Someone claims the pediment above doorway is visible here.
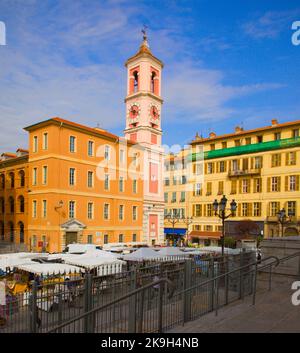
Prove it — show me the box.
[61,219,87,232]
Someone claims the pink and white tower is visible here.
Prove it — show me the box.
[124,31,165,245]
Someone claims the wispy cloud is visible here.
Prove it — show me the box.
[243,9,300,39]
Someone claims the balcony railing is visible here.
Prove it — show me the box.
[228,168,261,177]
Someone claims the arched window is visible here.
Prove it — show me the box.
[19,170,25,187]
[151,71,156,93]
[9,172,14,188]
[18,195,25,213]
[0,174,4,189]
[8,221,14,242]
[19,222,24,243]
[8,196,14,213]
[0,197,4,214]
[0,221,4,241]
[133,71,138,93]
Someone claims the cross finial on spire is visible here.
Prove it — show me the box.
[141,24,148,41]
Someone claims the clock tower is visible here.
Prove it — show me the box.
[124,31,165,245]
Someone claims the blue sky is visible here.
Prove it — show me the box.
[0,0,299,151]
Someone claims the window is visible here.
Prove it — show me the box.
[181,175,187,184]
[218,181,224,195]
[257,135,263,143]
[271,177,280,192]
[164,178,170,186]
[207,204,213,217]
[104,145,110,160]
[132,153,138,167]
[87,235,93,244]
[42,200,47,218]
[289,175,297,191]
[270,202,280,216]
[286,152,296,166]
[151,71,156,93]
[9,172,15,188]
[133,179,137,193]
[206,182,212,196]
[132,233,137,242]
[173,176,177,185]
[254,156,263,169]
[0,198,4,213]
[253,178,262,193]
[104,204,109,220]
[9,197,14,213]
[88,141,94,156]
[87,171,94,188]
[195,183,202,196]
[119,234,124,243]
[119,176,124,192]
[253,202,261,217]
[164,192,168,203]
[242,158,248,171]
[104,174,109,190]
[43,133,48,150]
[19,170,25,187]
[119,149,125,164]
[132,206,137,221]
[287,201,296,217]
[274,132,281,141]
[222,141,227,149]
[32,168,37,186]
[0,174,5,189]
[194,204,202,217]
[219,161,226,173]
[172,192,176,202]
[87,202,93,219]
[69,201,75,219]
[242,203,249,217]
[180,191,186,202]
[33,136,38,152]
[207,162,214,174]
[42,166,48,185]
[231,180,237,194]
[69,168,75,186]
[235,139,241,147]
[232,159,238,171]
[133,71,138,93]
[119,205,124,220]
[292,129,299,138]
[242,179,250,193]
[69,136,76,153]
[245,137,251,145]
[104,234,109,244]
[271,154,281,167]
[210,144,215,151]
[32,200,37,218]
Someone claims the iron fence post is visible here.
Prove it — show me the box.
[57,292,63,334]
[268,265,273,291]
[298,255,300,276]
[183,259,192,322]
[83,273,93,333]
[157,264,164,332]
[225,257,229,305]
[252,262,258,305]
[209,257,215,311]
[30,280,37,333]
[128,268,137,333]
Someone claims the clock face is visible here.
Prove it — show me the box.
[150,105,159,120]
[129,104,140,119]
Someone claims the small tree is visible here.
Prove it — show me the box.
[224,237,236,249]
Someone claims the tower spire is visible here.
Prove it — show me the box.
[141,25,149,48]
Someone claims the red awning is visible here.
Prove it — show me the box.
[189,231,221,240]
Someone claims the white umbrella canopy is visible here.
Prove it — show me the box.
[121,247,163,262]
[157,247,185,256]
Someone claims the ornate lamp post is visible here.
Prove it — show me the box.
[277,208,291,237]
[182,216,193,247]
[213,195,237,256]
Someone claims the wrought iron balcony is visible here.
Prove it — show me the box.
[228,168,261,177]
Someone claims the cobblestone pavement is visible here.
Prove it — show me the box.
[169,276,300,333]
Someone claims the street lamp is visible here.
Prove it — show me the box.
[277,208,291,237]
[164,212,180,246]
[213,195,237,256]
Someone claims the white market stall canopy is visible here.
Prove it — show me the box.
[121,248,163,262]
[15,263,83,275]
[0,258,35,271]
[157,247,186,256]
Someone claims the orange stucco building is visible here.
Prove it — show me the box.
[0,34,165,253]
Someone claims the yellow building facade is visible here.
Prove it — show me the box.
[164,119,300,244]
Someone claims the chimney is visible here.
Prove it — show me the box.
[209,132,216,138]
[271,119,278,126]
[235,126,244,133]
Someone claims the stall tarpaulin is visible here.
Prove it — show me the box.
[0,282,5,305]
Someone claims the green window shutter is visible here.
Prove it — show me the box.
[296,175,300,191]
[286,152,289,166]
[285,176,289,191]
[278,176,281,192]
[267,177,270,192]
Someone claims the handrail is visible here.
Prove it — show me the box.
[175,255,280,297]
[47,277,174,333]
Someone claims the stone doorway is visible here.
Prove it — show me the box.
[66,232,78,245]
